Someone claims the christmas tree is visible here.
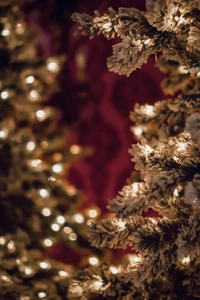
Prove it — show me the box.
[0,1,103,299]
[71,0,200,298]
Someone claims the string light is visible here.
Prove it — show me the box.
[38,292,46,299]
[56,215,65,225]
[133,126,143,137]
[26,141,36,151]
[173,189,179,197]
[89,257,99,266]
[181,255,190,264]
[131,182,140,193]
[143,105,154,116]
[67,185,76,196]
[7,241,15,252]
[128,254,141,266]
[30,159,42,168]
[41,208,52,217]
[70,145,81,155]
[24,267,34,276]
[0,130,7,139]
[63,226,72,234]
[177,142,187,152]
[52,163,63,174]
[69,233,77,241]
[1,28,10,36]
[1,90,9,100]
[29,90,39,101]
[93,280,103,289]
[58,270,68,277]
[51,223,60,232]
[109,266,119,274]
[0,237,6,245]
[44,238,53,247]
[36,110,46,121]
[39,261,50,269]
[74,213,84,224]
[46,58,59,73]
[25,75,35,84]
[88,209,98,218]
[39,189,49,198]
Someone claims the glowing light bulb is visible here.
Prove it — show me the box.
[31,159,42,168]
[74,213,84,224]
[36,110,46,121]
[1,90,9,100]
[7,241,15,251]
[174,189,179,197]
[144,38,151,45]
[24,267,33,275]
[67,185,76,196]
[89,257,99,266]
[63,226,72,234]
[69,233,77,241]
[26,141,36,151]
[0,237,6,245]
[177,142,187,152]
[44,238,53,247]
[131,182,140,193]
[52,163,63,173]
[70,145,81,155]
[39,189,49,198]
[93,280,103,288]
[0,130,7,139]
[117,219,126,230]
[29,90,39,101]
[51,223,60,232]
[39,261,50,269]
[149,218,157,225]
[102,22,112,29]
[38,292,46,299]
[110,266,119,274]
[26,75,35,84]
[128,255,141,265]
[1,28,10,36]
[58,270,68,277]
[42,208,52,217]
[143,105,154,116]
[47,59,59,73]
[56,215,65,224]
[88,209,98,218]
[181,255,190,264]
[133,127,143,137]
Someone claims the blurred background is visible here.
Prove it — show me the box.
[26,0,164,216]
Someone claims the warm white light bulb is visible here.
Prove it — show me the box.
[26,75,35,84]
[89,257,99,265]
